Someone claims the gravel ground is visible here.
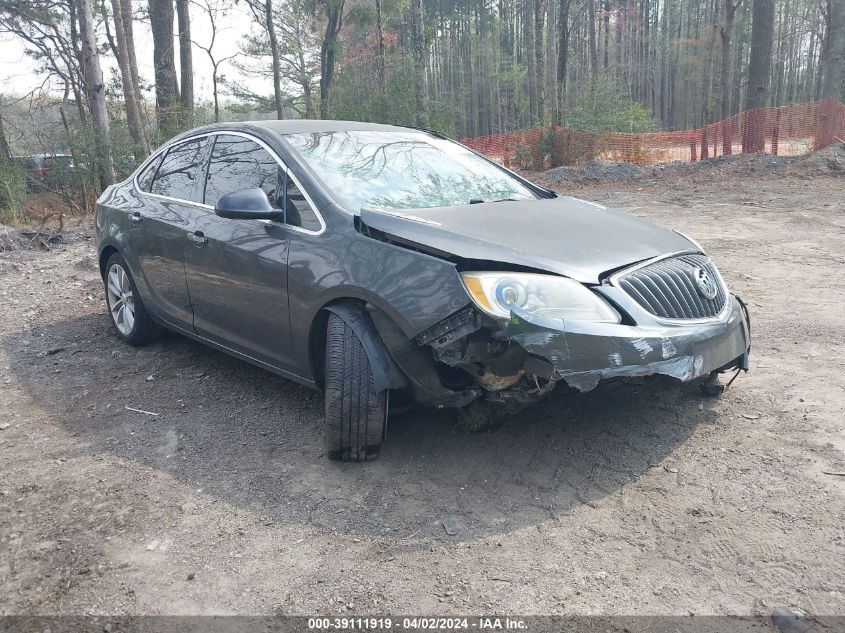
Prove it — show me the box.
[1,170,844,617]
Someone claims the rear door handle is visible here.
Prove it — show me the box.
[187,231,207,245]
[130,211,143,224]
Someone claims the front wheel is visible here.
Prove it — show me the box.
[103,252,158,346]
[324,312,386,461]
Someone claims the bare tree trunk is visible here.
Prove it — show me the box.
[176,0,194,120]
[149,0,181,138]
[524,0,537,118]
[375,0,386,94]
[411,0,429,125]
[0,108,11,164]
[534,0,545,122]
[119,0,147,131]
[743,0,774,152]
[212,67,220,122]
[601,0,608,69]
[700,2,719,159]
[294,23,315,118]
[68,1,88,125]
[615,0,623,84]
[58,82,90,211]
[720,0,741,154]
[319,0,344,119]
[587,0,599,78]
[818,0,845,147]
[77,0,114,189]
[110,0,148,160]
[821,0,845,100]
[264,0,285,119]
[556,0,571,122]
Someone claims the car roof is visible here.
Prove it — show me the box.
[179,120,424,138]
[254,120,422,134]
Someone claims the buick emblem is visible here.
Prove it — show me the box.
[692,267,718,300]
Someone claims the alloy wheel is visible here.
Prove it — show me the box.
[106,263,135,335]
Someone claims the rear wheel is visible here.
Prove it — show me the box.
[103,252,158,346]
[324,312,386,461]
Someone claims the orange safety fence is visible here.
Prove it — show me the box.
[461,98,845,169]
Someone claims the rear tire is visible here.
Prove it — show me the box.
[324,312,386,461]
[103,252,158,346]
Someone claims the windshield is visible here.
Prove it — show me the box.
[284,130,539,211]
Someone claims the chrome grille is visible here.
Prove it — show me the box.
[616,254,727,320]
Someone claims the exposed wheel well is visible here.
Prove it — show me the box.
[308,298,367,389]
[99,245,119,279]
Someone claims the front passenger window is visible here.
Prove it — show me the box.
[204,135,284,208]
[205,134,322,231]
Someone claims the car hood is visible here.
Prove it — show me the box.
[359,196,697,284]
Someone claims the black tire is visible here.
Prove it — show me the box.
[103,252,159,346]
[324,312,386,461]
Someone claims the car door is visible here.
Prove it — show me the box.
[129,136,209,331]
[183,133,298,371]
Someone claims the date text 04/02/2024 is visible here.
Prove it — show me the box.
[307,617,528,630]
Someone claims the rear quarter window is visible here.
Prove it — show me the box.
[136,153,164,192]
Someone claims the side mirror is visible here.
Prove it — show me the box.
[214,188,285,222]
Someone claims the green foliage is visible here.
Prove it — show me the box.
[566,78,661,133]
[513,143,533,170]
[0,161,26,224]
[103,112,142,178]
[331,54,459,136]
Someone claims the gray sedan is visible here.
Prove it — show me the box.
[95,121,750,461]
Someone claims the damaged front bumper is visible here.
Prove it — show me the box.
[505,288,750,393]
[372,283,750,411]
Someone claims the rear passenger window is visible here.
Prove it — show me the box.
[136,153,163,192]
[204,135,284,208]
[151,138,207,201]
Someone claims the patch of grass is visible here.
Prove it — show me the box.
[0,162,27,225]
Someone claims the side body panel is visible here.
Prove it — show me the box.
[96,181,192,329]
[127,197,195,329]
[184,214,293,371]
[97,125,476,388]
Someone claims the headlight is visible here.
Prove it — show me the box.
[461,272,620,323]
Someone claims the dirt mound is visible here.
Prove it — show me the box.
[537,148,845,186]
[658,153,793,177]
[802,141,845,172]
[544,160,646,183]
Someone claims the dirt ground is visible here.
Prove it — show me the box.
[1,167,844,618]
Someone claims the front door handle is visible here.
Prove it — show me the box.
[130,211,143,224]
[186,231,208,245]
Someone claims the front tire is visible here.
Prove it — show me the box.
[324,312,386,461]
[103,252,158,346]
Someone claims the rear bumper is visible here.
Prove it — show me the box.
[505,293,751,393]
